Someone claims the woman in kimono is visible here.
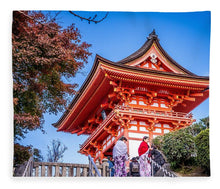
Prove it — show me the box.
[138,136,152,177]
[113,136,128,177]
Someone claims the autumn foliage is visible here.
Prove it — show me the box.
[12,11,91,140]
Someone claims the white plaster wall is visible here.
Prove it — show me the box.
[129,139,142,158]
[128,132,149,139]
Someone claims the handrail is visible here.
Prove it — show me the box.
[146,156,177,177]
[22,156,34,177]
[88,155,101,177]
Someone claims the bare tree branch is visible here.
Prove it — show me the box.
[68,11,109,24]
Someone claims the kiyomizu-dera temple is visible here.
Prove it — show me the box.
[53,30,209,162]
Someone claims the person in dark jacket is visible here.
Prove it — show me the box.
[150,145,165,175]
[107,156,115,177]
[129,157,140,177]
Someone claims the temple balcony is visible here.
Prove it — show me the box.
[114,105,195,123]
[79,105,195,153]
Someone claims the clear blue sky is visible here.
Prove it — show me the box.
[19,11,210,164]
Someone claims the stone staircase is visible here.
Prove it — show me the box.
[14,155,177,177]
[14,157,109,177]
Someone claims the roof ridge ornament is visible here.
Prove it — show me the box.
[147,29,159,40]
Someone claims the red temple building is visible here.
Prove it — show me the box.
[53,30,209,161]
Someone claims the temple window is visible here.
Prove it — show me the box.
[139,127,148,131]
[103,145,106,150]
[107,135,111,141]
[155,123,161,127]
[118,130,121,136]
[129,100,137,104]
[121,128,124,133]
[154,128,162,133]
[164,129,170,134]
[163,124,171,128]
[139,121,146,125]
[130,120,137,125]
[151,102,159,107]
[129,126,138,131]
[112,137,115,142]
[161,103,168,108]
[107,140,111,147]
[139,101,145,105]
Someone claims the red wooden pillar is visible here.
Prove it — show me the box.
[149,131,153,141]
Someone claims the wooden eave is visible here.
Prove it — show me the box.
[101,61,209,89]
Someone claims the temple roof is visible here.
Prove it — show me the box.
[117,29,196,76]
[52,30,209,131]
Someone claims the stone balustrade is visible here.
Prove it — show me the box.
[32,159,109,177]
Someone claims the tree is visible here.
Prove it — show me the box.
[200,116,209,128]
[68,11,108,24]
[185,116,209,136]
[13,143,32,166]
[195,129,210,175]
[13,144,44,166]
[33,148,44,162]
[161,129,196,168]
[47,139,67,162]
[12,11,91,141]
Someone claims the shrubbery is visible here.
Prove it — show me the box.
[160,129,196,168]
[195,129,210,175]
[153,117,210,174]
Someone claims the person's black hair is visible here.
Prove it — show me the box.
[142,136,149,141]
[119,136,127,141]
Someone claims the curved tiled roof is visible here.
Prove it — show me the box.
[117,29,196,76]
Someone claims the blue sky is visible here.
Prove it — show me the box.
[19,11,210,164]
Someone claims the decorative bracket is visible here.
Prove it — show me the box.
[104,124,118,137]
[145,90,157,104]
[146,118,158,131]
[112,111,134,129]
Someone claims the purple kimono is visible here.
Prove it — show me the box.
[113,140,128,177]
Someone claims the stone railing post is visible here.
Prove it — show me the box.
[48,165,52,177]
[102,158,109,176]
[41,163,45,177]
[76,166,81,177]
[55,164,60,177]
[96,160,101,177]
[32,162,90,177]
[82,167,88,177]
[68,166,73,176]
[62,166,67,177]
[35,166,39,177]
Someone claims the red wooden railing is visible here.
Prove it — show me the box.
[115,105,193,119]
